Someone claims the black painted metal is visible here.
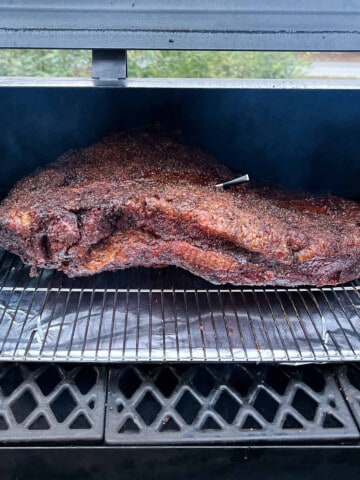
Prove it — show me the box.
[0,1,359,51]
[1,446,360,480]
[105,364,359,444]
[0,364,106,442]
[1,87,360,199]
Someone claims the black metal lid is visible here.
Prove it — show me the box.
[0,0,359,51]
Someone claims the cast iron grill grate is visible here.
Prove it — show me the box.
[337,363,360,429]
[1,251,360,362]
[105,364,358,444]
[0,363,357,444]
[0,363,106,442]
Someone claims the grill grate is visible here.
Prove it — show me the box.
[1,251,360,362]
[337,364,360,429]
[105,364,359,444]
[0,363,356,445]
[0,363,106,442]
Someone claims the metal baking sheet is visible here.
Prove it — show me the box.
[0,250,360,362]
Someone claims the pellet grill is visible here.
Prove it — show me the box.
[1,1,360,478]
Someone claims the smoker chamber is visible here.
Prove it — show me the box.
[1,1,360,479]
[0,84,359,462]
[1,84,360,364]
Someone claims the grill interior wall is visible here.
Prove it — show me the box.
[1,87,360,197]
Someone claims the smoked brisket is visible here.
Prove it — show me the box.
[1,129,360,286]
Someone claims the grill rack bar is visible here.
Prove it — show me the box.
[1,251,360,362]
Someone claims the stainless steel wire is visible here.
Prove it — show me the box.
[0,251,360,362]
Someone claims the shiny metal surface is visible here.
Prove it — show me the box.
[0,251,360,362]
[1,77,360,90]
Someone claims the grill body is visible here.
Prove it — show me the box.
[1,2,360,477]
[0,82,360,469]
[1,84,360,363]
[2,446,360,480]
[0,0,359,50]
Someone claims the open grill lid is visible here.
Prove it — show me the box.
[0,0,359,51]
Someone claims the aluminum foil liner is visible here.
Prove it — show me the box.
[0,250,359,362]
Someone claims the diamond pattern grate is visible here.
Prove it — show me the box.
[0,364,105,442]
[337,363,360,430]
[105,364,359,445]
[0,363,357,444]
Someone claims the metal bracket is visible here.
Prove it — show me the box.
[92,50,127,86]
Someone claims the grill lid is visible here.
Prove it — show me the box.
[0,0,359,51]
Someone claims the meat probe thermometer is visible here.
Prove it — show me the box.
[215,174,250,189]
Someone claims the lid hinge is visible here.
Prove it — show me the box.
[92,49,127,86]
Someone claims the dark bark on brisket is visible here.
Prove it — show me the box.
[0,129,360,286]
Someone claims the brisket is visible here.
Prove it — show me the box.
[1,129,360,286]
